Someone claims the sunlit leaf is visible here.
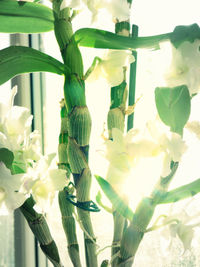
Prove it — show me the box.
[73,28,170,50]
[0,46,66,85]
[95,175,134,221]
[0,1,54,33]
[155,85,191,135]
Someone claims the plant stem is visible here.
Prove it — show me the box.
[20,196,62,267]
[117,163,179,266]
[58,102,82,267]
[53,2,97,266]
[108,16,134,267]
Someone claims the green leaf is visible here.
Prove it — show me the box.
[73,28,170,50]
[95,175,134,221]
[0,0,54,33]
[157,178,200,204]
[0,148,14,169]
[155,85,191,135]
[0,46,66,85]
[170,23,200,48]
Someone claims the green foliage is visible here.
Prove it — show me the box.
[73,28,169,50]
[0,148,14,170]
[155,85,191,135]
[0,0,54,33]
[170,23,200,48]
[0,46,66,85]
[157,178,200,204]
[95,175,134,221]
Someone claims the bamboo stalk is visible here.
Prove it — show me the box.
[53,1,97,266]
[20,196,62,267]
[58,102,82,267]
[118,163,179,266]
[107,12,134,267]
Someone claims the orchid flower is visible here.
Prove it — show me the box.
[60,0,130,23]
[24,154,68,213]
[0,162,27,212]
[0,86,33,152]
[161,209,200,253]
[146,119,187,177]
[88,50,135,86]
[105,127,159,190]
[165,40,200,96]
[0,86,42,168]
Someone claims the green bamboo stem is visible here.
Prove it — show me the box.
[127,24,138,131]
[58,190,82,267]
[20,196,62,267]
[53,2,97,266]
[107,17,133,266]
[58,103,82,267]
[117,163,179,266]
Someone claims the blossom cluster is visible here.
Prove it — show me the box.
[0,87,67,214]
[60,0,131,23]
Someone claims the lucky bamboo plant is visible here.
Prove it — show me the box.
[1,0,200,266]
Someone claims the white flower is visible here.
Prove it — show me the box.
[105,128,159,189]
[161,210,200,253]
[83,0,130,23]
[23,130,42,162]
[89,50,135,86]
[165,40,200,95]
[147,119,187,176]
[0,86,33,152]
[105,0,130,22]
[0,162,27,212]
[24,154,68,213]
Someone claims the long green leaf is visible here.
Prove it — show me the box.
[0,46,66,85]
[0,1,54,33]
[95,175,134,221]
[157,178,200,204]
[73,28,170,50]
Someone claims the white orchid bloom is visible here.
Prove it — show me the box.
[146,119,187,177]
[0,86,33,152]
[165,40,200,95]
[161,209,200,253]
[105,128,159,189]
[0,162,27,212]
[24,154,68,213]
[105,0,130,22]
[23,130,42,162]
[89,50,135,86]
